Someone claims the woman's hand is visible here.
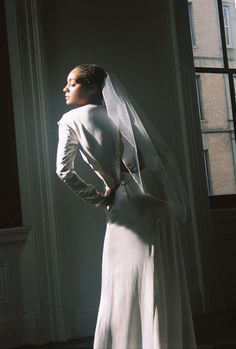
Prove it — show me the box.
[102,186,117,207]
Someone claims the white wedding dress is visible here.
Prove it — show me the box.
[56,104,197,349]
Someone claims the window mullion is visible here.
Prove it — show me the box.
[195,67,236,74]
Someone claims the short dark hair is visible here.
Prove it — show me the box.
[75,64,107,91]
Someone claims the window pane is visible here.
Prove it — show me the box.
[188,2,196,46]
[222,1,236,68]
[203,149,213,195]
[189,0,224,68]
[199,73,236,195]
[195,75,204,119]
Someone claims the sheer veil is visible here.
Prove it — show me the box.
[102,73,187,221]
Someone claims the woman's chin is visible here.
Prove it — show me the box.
[65,99,85,107]
[66,99,76,106]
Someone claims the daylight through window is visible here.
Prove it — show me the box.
[188,0,236,196]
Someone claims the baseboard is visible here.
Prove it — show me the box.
[0,314,24,349]
[22,312,53,345]
[22,307,89,345]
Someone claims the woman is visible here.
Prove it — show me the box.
[56,64,197,349]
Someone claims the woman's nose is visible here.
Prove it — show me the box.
[63,85,68,93]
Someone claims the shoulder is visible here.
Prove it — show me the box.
[58,104,107,127]
[57,107,81,127]
[79,104,107,125]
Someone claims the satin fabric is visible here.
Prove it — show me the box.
[56,104,197,349]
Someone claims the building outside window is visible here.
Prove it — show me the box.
[188,0,236,197]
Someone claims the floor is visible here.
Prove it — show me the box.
[13,307,236,349]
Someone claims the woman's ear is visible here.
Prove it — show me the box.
[88,83,100,98]
[89,83,99,93]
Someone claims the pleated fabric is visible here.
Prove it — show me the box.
[94,172,196,349]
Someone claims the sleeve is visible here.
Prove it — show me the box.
[56,121,106,207]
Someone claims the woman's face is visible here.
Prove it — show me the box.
[63,68,93,106]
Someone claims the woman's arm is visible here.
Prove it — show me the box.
[56,122,108,207]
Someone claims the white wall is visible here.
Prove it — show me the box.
[3,0,215,346]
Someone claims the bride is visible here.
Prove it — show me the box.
[56,64,197,349]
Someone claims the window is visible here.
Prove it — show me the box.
[195,75,204,120]
[223,6,232,47]
[203,150,213,195]
[188,0,236,205]
[188,2,196,46]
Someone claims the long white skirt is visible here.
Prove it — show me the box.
[93,173,197,349]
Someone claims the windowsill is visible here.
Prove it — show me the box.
[0,226,30,244]
[209,195,236,210]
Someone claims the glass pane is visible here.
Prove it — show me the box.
[188,0,224,68]
[222,1,236,68]
[197,73,236,195]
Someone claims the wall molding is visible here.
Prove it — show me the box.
[0,226,29,244]
[0,226,29,348]
[0,314,24,349]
